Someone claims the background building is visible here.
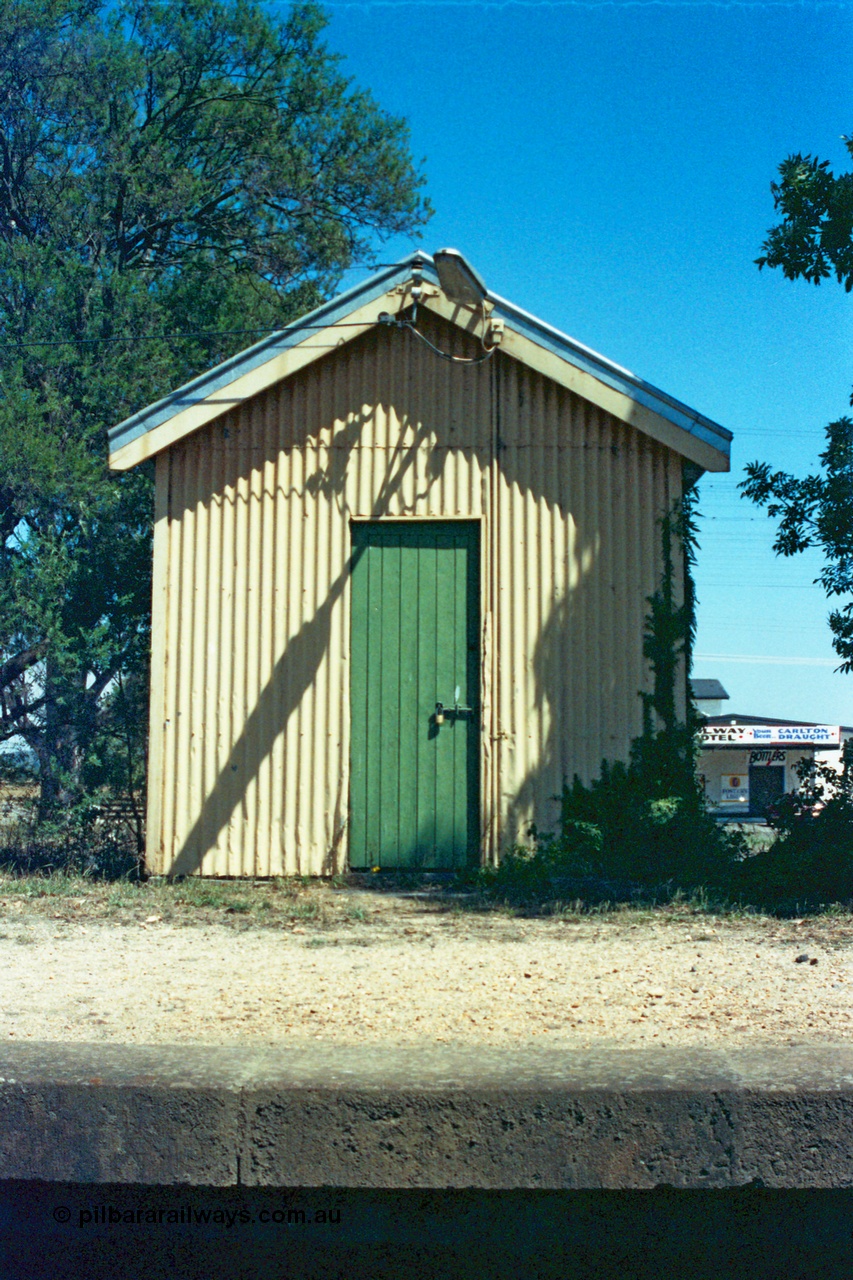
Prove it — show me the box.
[693,680,851,820]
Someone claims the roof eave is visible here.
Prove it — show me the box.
[487,289,732,462]
[108,251,731,474]
[108,256,421,467]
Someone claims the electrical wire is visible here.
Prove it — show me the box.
[401,318,496,365]
[0,320,382,350]
[1,306,501,361]
[381,289,498,365]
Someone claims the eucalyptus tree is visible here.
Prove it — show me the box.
[0,0,431,820]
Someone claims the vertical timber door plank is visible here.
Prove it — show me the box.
[378,534,402,866]
[363,536,384,864]
[415,536,438,864]
[452,529,469,857]
[434,525,457,864]
[398,536,420,861]
[465,523,481,860]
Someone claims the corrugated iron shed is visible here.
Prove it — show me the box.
[110,252,731,876]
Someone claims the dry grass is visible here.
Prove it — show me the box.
[0,872,353,930]
[1,869,852,945]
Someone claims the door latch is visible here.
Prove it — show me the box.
[434,701,474,726]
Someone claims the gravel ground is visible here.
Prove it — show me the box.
[1,888,852,1047]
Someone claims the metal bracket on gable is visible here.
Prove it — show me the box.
[487,317,504,347]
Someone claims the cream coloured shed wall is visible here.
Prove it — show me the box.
[146,316,682,876]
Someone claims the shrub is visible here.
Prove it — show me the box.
[481,731,744,904]
[0,746,39,785]
[735,743,853,907]
[559,737,742,888]
[0,793,141,880]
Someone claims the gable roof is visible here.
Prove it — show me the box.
[705,713,853,732]
[107,251,732,473]
[690,678,730,702]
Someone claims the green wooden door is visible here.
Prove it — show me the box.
[349,521,480,870]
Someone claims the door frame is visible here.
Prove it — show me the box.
[748,763,786,819]
[347,517,482,870]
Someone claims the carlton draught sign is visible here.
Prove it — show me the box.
[703,724,841,746]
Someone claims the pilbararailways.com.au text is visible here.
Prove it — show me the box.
[52,1203,342,1229]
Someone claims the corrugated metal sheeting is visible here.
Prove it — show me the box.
[147,313,681,875]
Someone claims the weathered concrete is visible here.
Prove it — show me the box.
[1,1042,853,1188]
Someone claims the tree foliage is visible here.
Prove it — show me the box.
[742,134,853,669]
[755,137,853,291]
[0,0,431,825]
[635,488,701,795]
[741,415,853,670]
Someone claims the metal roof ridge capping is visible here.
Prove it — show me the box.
[107,250,732,468]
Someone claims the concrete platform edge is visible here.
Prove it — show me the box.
[1,1042,852,1189]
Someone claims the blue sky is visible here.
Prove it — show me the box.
[319,0,853,724]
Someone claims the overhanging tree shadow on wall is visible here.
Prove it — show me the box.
[500,492,738,895]
[166,408,440,877]
[162,322,681,875]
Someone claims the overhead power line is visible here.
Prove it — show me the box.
[0,321,378,351]
[694,653,841,667]
[142,0,853,6]
[319,0,851,8]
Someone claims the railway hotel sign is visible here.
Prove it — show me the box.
[703,725,841,746]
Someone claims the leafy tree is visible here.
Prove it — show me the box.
[0,0,431,829]
[741,135,853,669]
[755,138,853,291]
